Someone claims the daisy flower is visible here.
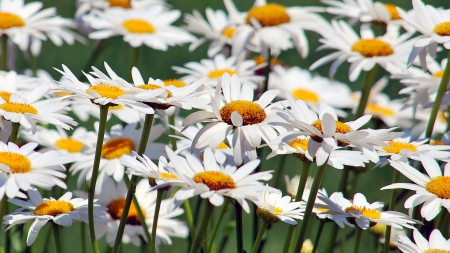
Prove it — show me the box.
[315,192,419,229]
[182,73,283,165]
[0,141,72,199]
[3,187,105,246]
[75,0,164,18]
[395,229,450,253]
[82,6,195,49]
[0,70,46,99]
[70,98,141,124]
[253,190,305,225]
[284,175,313,200]
[381,154,450,221]
[310,20,415,81]
[172,54,264,88]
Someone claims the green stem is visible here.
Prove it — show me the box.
[52,222,63,253]
[339,227,348,253]
[190,201,214,253]
[88,105,109,253]
[1,35,7,71]
[168,114,177,150]
[382,169,400,253]
[9,122,20,143]
[282,160,312,253]
[262,48,271,94]
[271,154,287,188]
[425,50,450,138]
[129,46,140,81]
[348,172,360,197]
[81,223,86,253]
[0,196,7,253]
[293,161,328,253]
[112,114,154,253]
[79,39,109,81]
[29,53,37,77]
[353,229,363,253]
[251,220,269,253]
[354,65,379,119]
[446,106,450,132]
[150,190,164,253]
[235,202,244,253]
[312,220,325,253]
[207,201,229,252]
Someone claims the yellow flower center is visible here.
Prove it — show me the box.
[291,89,320,103]
[423,250,450,253]
[430,140,444,145]
[108,0,131,8]
[366,104,395,116]
[345,206,381,219]
[0,102,37,114]
[433,70,445,78]
[101,137,135,159]
[385,4,401,20]
[109,104,124,111]
[273,206,283,214]
[311,120,353,134]
[34,200,74,216]
[246,4,290,27]
[107,198,145,225]
[137,84,172,98]
[162,79,186,88]
[0,12,25,29]
[0,152,32,173]
[256,207,280,223]
[158,171,178,180]
[55,138,84,153]
[0,91,12,102]
[216,142,229,149]
[193,171,236,191]
[382,141,417,154]
[426,176,450,199]
[290,138,308,151]
[55,92,73,97]
[87,84,125,99]
[222,27,235,38]
[220,100,266,126]
[207,69,237,79]
[122,19,155,34]
[434,22,450,36]
[352,39,394,57]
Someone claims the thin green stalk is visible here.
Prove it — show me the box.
[9,122,20,143]
[208,201,230,252]
[190,201,214,253]
[129,47,140,80]
[348,172,360,197]
[312,220,325,253]
[52,222,63,253]
[282,160,312,253]
[382,169,400,253]
[271,154,287,188]
[168,114,177,150]
[0,196,7,253]
[113,114,154,253]
[81,223,86,253]
[184,200,195,239]
[293,161,328,253]
[29,53,37,77]
[235,202,244,253]
[354,65,379,119]
[79,39,109,80]
[251,220,269,253]
[353,229,363,253]
[88,105,109,253]
[339,227,348,253]
[446,106,450,132]
[262,48,271,94]
[1,35,7,71]
[150,190,164,253]
[425,50,450,138]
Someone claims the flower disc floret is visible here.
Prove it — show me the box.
[193,171,236,191]
[0,91,12,102]
[385,4,401,20]
[351,39,394,57]
[430,140,445,145]
[101,137,135,159]
[292,89,319,102]
[108,0,131,8]
[0,152,31,173]
[433,70,445,78]
[345,206,381,219]
[0,12,25,29]
[107,198,144,225]
[137,84,173,98]
[219,100,266,125]
[433,22,450,37]
[34,200,74,216]
[207,69,237,78]
[367,104,395,116]
[222,27,235,38]
[0,102,37,114]
[122,19,155,34]
[311,120,353,134]
[426,176,450,199]
[246,4,290,27]
[55,138,84,153]
[382,141,417,154]
[256,207,281,223]
[290,139,308,150]
[87,84,125,99]
[423,250,450,253]
[162,79,186,88]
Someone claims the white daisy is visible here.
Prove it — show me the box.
[82,6,195,49]
[381,154,450,221]
[0,70,47,99]
[253,190,305,225]
[284,175,313,200]
[70,98,141,124]
[395,229,450,253]
[75,0,164,18]
[3,187,105,246]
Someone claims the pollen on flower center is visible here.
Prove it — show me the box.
[219,100,266,126]
[207,69,237,79]
[273,206,283,214]
[433,70,445,78]
[0,152,31,173]
[430,140,444,145]
[159,171,178,180]
[423,249,450,253]
[107,198,145,225]
[0,101,37,114]
[101,137,135,159]
[193,171,236,191]
[122,19,155,34]
[222,27,235,38]
[55,138,84,153]
[0,91,12,102]
[352,39,394,57]
[87,84,125,99]
[246,4,290,27]
[109,104,124,111]
[34,200,74,216]
[311,120,353,134]
[216,142,229,149]
[108,0,131,8]
[0,12,25,29]
[345,206,381,219]
[426,176,450,199]
[290,138,308,151]
[434,22,450,37]
[385,4,401,20]
[291,89,320,103]
[163,79,186,88]
[366,104,395,116]
[137,84,173,98]
[382,141,417,154]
